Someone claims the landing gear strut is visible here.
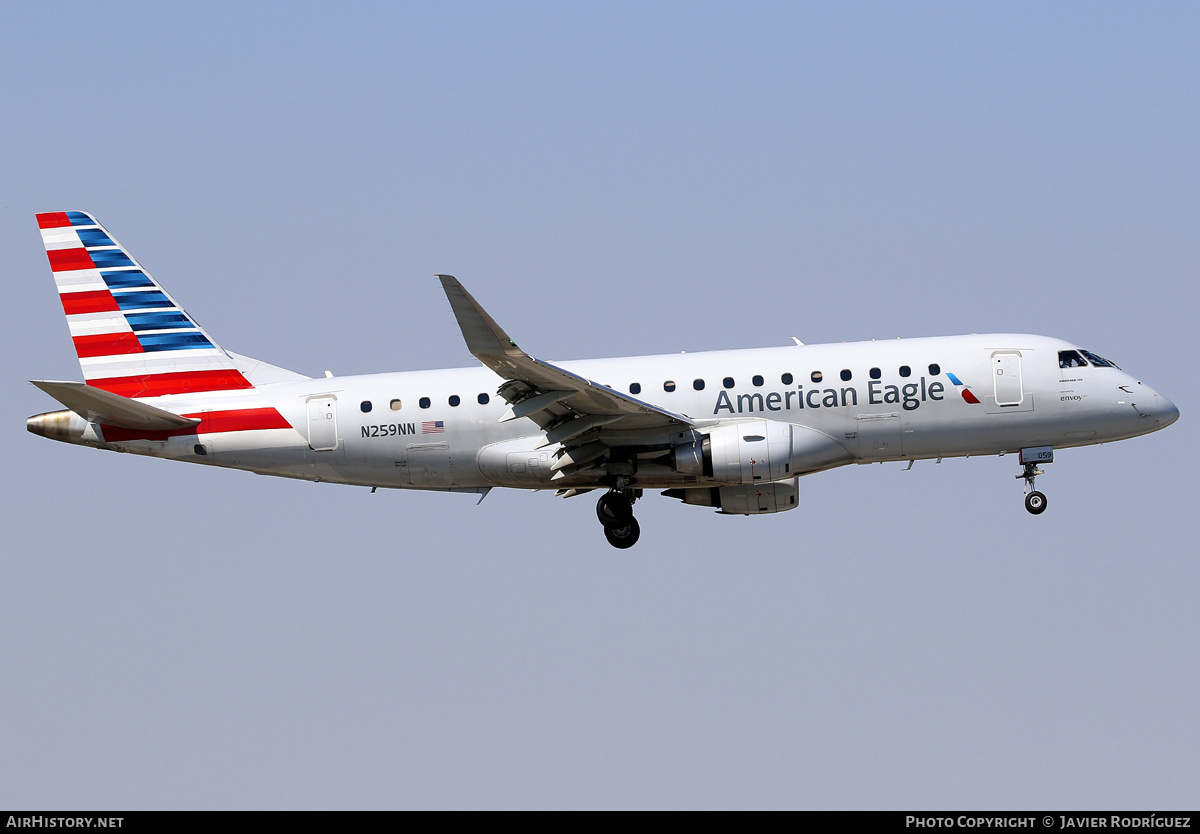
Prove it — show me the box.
[597,487,640,548]
[1016,446,1052,515]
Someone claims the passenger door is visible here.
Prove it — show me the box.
[306,396,339,451]
[993,353,1024,407]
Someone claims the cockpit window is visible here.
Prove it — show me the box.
[1080,349,1118,369]
[1059,350,1088,369]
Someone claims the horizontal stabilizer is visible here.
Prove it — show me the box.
[30,380,201,430]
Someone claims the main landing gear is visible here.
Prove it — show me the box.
[597,488,641,549]
[1016,446,1053,515]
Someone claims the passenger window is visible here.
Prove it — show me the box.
[390,399,402,411]
[723,377,735,389]
[360,401,372,413]
[629,382,641,395]
[928,364,940,376]
[840,369,852,382]
[664,380,676,392]
[477,393,489,405]
[1059,350,1089,369]
[449,395,460,407]
[693,379,705,391]
[899,366,911,378]
[419,397,431,409]
[780,373,792,385]
[811,371,823,383]
[869,367,881,380]
[753,375,765,387]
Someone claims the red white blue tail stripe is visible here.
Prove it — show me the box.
[36,211,254,399]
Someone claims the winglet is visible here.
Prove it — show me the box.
[436,274,524,362]
[435,275,694,432]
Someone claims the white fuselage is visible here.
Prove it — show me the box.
[60,333,1177,494]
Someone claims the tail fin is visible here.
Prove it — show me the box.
[36,211,254,399]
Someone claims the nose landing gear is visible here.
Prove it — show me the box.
[597,488,641,548]
[1016,446,1053,515]
[1024,489,1047,515]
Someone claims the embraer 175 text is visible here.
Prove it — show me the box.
[28,212,1180,548]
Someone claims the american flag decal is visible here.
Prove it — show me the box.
[422,420,445,434]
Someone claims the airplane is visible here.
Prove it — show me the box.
[27,211,1180,548]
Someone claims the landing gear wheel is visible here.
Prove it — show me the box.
[1025,491,1048,515]
[596,492,633,527]
[604,516,641,549]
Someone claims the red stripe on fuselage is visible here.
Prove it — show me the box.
[190,408,292,434]
[87,369,255,398]
[99,407,293,443]
[36,212,72,229]
[72,332,144,358]
[61,290,121,315]
[47,247,95,272]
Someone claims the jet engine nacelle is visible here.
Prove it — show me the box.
[671,419,852,485]
[663,480,799,514]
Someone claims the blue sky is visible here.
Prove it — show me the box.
[1,2,1197,809]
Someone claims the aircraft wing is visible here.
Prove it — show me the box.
[30,380,201,430]
[438,275,693,477]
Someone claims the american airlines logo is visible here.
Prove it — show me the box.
[945,372,981,404]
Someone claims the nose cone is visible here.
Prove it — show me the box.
[1156,393,1180,428]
